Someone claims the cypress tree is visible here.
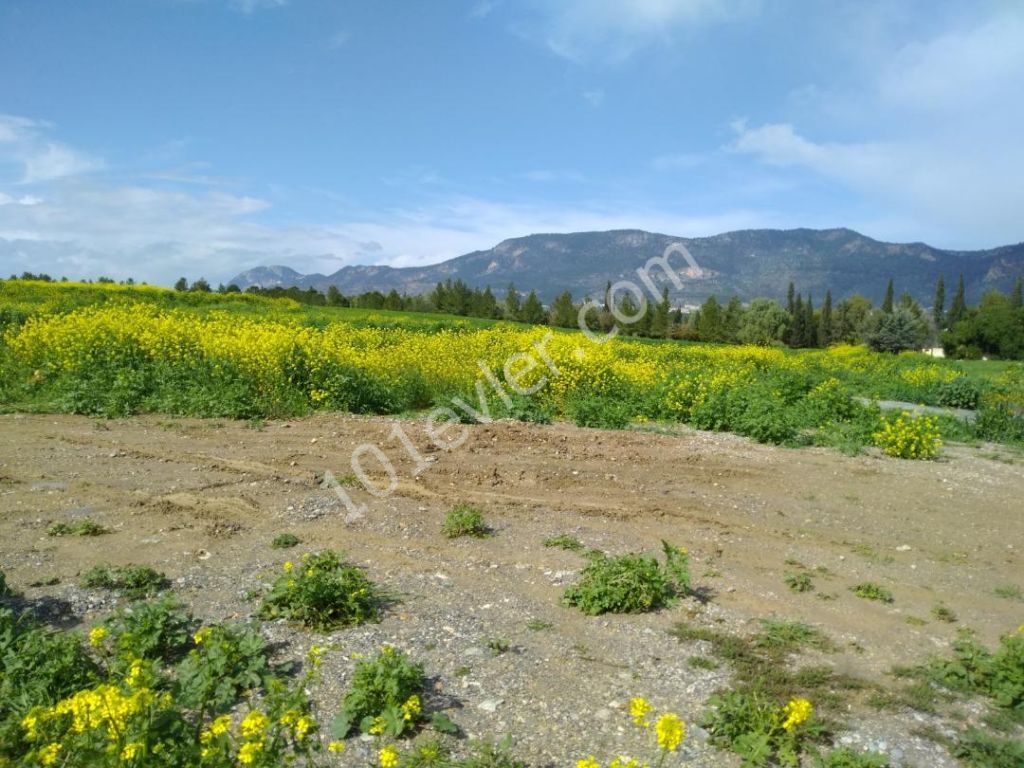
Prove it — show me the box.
[803,293,817,347]
[882,278,894,314]
[948,274,966,326]
[819,290,833,347]
[791,294,805,347]
[933,275,946,329]
[1012,277,1023,309]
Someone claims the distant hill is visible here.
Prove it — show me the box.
[228,228,1024,306]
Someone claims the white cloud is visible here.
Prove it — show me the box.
[526,0,758,63]
[0,114,103,184]
[582,88,605,106]
[228,0,287,14]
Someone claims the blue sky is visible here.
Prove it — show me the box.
[1,0,1022,285]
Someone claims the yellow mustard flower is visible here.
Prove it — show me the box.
[655,713,684,752]
[379,745,399,768]
[782,698,813,732]
[88,626,108,648]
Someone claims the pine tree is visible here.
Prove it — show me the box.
[696,296,724,342]
[548,290,576,328]
[882,279,894,314]
[1012,277,1023,309]
[933,275,946,329]
[519,290,546,325]
[786,282,795,317]
[819,290,833,347]
[504,284,521,320]
[174,277,188,292]
[649,286,671,338]
[723,296,744,343]
[948,274,966,326]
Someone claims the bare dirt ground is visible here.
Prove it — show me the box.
[1,413,1023,766]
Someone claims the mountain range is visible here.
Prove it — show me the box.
[228,228,1024,306]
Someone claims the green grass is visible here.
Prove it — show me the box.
[441,504,490,539]
[271,533,300,549]
[543,534,584,551]
[81,563,168,599]
[47,519,109,537]
[851,582,894,603]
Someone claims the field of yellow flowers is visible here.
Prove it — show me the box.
[2,279,1022,455]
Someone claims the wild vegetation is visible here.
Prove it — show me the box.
[3,280,1022,457]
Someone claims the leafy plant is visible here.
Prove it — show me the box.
[47,519,109,537]
[0,569,12,598]
[851,582,894,603]
[331,645,430,739]
[102,596,195,663]
[271,532,300,549]
[785,572,814,593]
[702,689,820,767]
[755,620,832,654]
[924,628,1024,712]
[81,563,168,599]
[486,638,510,656]
[932,604,957,623]
[563,542,691,615]
[258,551,383,631]
[441,504,490,539]
[175,622,273,714]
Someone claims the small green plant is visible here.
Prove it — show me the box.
[258,551,384,631]
[543,534,584,551]
[994,585,1022,601]
[785,572,814,593]
[271,532,300,549]
[486,638,510,656]
[81,563,168,599]
[0,569,11,598]
[330,645,445,739]
[525,619,553,631]
[701,689,820,766]
[872,412,942,459]
[755,620,832,654]
[101,596,195,662]
[47,519,109,537]
[924,627,1024,712]
[932,604,957,623]
[688,655,719,670]
[813,747,890,767]
[563,541,691,616]
[442,504,490,538]
[851,582,894,603]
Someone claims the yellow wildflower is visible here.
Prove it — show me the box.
[781,698,813,731]
[238,741,264,765]
[283,561,294,573]
[121,742,144,761]
[379,746,399,768]
[577,758,601,768]
[328,741,346,753]
[240,710,270,739]
[629,697,653,728]
[655,713,684,752]
[88,626,108,647]
[38,743,61,766]
[193,627,213,645]
[401,694,422,722]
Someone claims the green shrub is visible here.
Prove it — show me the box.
[0,570,11,598]
[937,378,981,409]
[81,563,168,599]
[975,401,1024,443]
[441,504,490,539]
[331,645,427,739]
[851,583,894,603]
[102,596,195,663]
[271,533,300,549]
[47,519,109,537]
[563,541,691,615]
[257,551,383,631]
